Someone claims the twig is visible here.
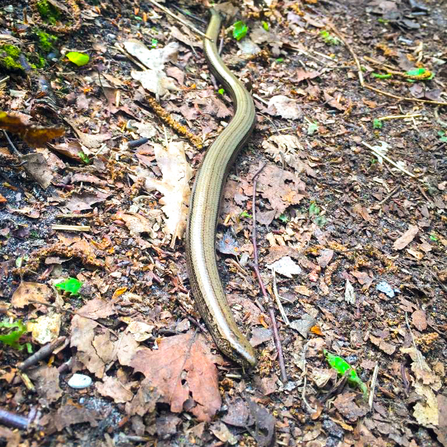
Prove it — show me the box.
[146,0,209,40]
[368,362,379,411]
[18,336,66,371]
[271,269,290,325]
[327,24,364,87]
[377,114,422,121]
[378,185,400,206]
[51,225,90,232]
[2,130,22,157]
[364,84,447,107]
[361,141,418,179]
[251,163,288,383]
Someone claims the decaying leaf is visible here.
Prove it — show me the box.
[141,142,192,244]
[130,332,221,422]
[11,282,52,308]
[28,312,61,345]
[0,111,64,147]
[267,256,302,278]
[393,225,419,250]
[267,95,302,120]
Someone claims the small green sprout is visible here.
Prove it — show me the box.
[262,21,269,31]
[233,21,248,41]
[78,152,90,164]
[55,278,82,296]
[319,30,340,46]
[151,39,158,49]
[218,88,225,95]
[0,319,32,352]
[438,131,447,143]
[278,214,289,223]
[373,119,383,129]
[309,202,321,216]
[324,349,368,398]
[307,122,319,135]
[240,210,252,219]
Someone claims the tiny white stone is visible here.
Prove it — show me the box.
[68,374,92,389]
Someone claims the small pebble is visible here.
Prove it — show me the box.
[4,5,14,13]
[68,373,92,389]
[376,281,395,298]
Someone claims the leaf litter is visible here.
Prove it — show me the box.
[0,0,446,445]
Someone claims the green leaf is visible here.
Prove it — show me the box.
[307,122,319,135]
[0,319,30,351]
[373,118,383,129]
[372,73,392,79]
[151,39,158,49]
[278,214,289,223]
[429,233,438,242]
[276,58,284,63]
[240,210,252,219]
[218,88,225,95]
[55,277,82,296]
[78,151,90,164]
[309,202,320,216]
[324,349,368,397]
[262,21,269,31]
[233,21,248,41]
[66,51,90,67]
[319,30,340,46]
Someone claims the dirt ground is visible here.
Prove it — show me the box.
[0,0,446,446]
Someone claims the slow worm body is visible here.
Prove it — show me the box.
[185,9,257,366]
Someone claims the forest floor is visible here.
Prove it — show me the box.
[0,0,446,446]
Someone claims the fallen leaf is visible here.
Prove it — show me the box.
[11,282,52,308]
[28,366,63,406]
[262,134,317,177]
[76,298,115,320]
[22,153,53,189]
[210,421,238,445]
[413,382,439,427]
[393,225,419,250]
[156,413,182,439]
[130,332,221,422]
[142,142,192,244]
[290,314,316,338]
[267,256,302,278]
[267,95,302,120]
[333,392,369,422]
[295,68,320,83]
[247,399,276,447]
[125,377,161,417]
[317,249,334,268]
[0,111,64,147]
[28,312,61,345]
[63,191,110,213]
[412,309,427,331]
[96,375,133,403]
[369,334,396,355]
[345,280,356,304]
[222,398,250,427]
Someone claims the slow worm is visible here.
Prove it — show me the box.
[186,9,257,366]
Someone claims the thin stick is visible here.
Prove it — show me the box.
[378,185,400,206]
[368,362,379,410]
[18,337,66,371]
[146,0,209,40]
[378,114,422,121]
[52,225,90,232]
[251,163,288,383]
[364,84,447,107]
[362,141,417,179]
[327,24,364,87]
[271,269,290,325]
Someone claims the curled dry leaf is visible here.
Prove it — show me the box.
[267,95,302,120]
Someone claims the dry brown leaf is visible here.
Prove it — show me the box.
[369,334,396,355]
[125,377,161,417]
[393,225,419,250]
[295,68,320,83]
[262,134,317,177]
[76,298,115,320]
[333,392,369,422]
[30,366,63,406]
[21,153,53,189]
[130,332,221,422]
[11,282,52,308]
[0,111,64,147]
[142,141,192,244]
[267,95,302,120]
[117,333,140,366]
[70,315,117,378]
[412,309,427,331]
[96,375,134,403]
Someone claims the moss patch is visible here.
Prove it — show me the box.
[36,0,61,25]
[0,44,24,71]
